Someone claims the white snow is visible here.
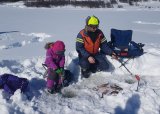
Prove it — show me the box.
[0,3,160,114]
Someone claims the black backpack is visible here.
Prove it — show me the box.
[108,28,144,58]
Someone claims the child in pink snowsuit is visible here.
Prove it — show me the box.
[44,40,65,93]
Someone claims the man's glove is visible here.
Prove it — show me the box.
[111,52,118,60]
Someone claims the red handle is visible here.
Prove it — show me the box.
[135,75,140,81]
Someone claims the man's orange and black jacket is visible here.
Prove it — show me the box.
[76,29,113,58]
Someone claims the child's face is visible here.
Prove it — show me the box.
[55,50,65,55]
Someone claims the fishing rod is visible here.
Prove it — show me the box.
[112,55,140,91]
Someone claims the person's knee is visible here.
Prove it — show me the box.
[102,62,109,70]
[98,63,109,71]
[97,59,110,71]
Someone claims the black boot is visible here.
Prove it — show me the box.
[81,69,91,78]
[47,87,55,94]
[90,65,97,73]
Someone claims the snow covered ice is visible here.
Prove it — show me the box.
[0,3,160,114]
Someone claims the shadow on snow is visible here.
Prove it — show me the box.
[0,31,19,34]
[114,94,141,114]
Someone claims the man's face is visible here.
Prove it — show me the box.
[88,25,98,32]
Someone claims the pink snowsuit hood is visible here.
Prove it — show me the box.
[51,40,65,53]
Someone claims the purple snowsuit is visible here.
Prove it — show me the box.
[44,41,65,89]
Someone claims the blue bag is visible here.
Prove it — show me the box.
[108,29,144,58]
[0,73,29,95]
